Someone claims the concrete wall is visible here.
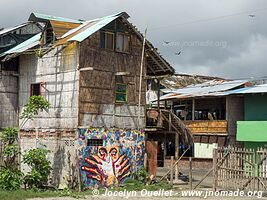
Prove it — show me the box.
[226,96,244,146]
[0,71,18,129]
[20,130,78,188]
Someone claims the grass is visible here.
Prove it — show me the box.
[0,180,172,200]
[0,190,62,200]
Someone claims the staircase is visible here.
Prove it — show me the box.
[160,109,193,145]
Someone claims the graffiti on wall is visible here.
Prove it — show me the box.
[78,128,145,188]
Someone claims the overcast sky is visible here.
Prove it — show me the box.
[1,0,267,79]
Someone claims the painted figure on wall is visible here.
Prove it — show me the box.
[81,145,130,187]
[78,128,144,188]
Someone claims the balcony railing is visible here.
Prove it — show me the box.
[184,120,228,134]
[146,109,228,135]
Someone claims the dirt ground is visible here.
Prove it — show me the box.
[28,195,266,200]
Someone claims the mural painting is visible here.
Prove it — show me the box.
[78,128,145,188]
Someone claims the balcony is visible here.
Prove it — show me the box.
[184,120,228,135]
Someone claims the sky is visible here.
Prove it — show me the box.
[1,0,267,79]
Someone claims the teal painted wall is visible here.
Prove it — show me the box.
[244,142,267,150]
[244,94,267,121]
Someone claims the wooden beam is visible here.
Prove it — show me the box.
[147,51,167,72]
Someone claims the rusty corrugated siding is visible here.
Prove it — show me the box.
[50,20,81,38]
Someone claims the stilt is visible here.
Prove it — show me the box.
[175,133,179,181]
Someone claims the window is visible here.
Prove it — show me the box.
[100,32,114,50]
[116,33,130,52]
[87,139,103,147]
[30,82,46,96]
[30,83,41,96]
[115,83,127,103]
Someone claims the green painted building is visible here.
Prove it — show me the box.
[236,87,267,150]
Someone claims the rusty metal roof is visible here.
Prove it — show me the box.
[29,13,83,39]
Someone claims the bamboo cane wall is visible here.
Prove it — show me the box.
[78,28,147,129]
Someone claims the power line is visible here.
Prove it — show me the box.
[150,7,267,31]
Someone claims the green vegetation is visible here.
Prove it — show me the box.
[0,190,62,200]
[20,95,50,128]
[133,167,149,182]
[0,128,22,190]
[120,179,172,191]
[23,148,51,189]
[0,96,51,191]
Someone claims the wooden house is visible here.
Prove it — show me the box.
[147,79,251,169]
[0,12,175,188]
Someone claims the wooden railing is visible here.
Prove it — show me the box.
[146,109,228,135]
[184,120,228,134]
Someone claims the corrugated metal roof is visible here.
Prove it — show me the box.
[29,12,83,24]
[0,33,41,57]
[50,20,81,38]
[161,80,249,100]
[0,23,28,36]
[1,12,174,76]
[229,84,267,94]
[67,12,127,42]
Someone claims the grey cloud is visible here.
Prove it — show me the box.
[1,0,267,79]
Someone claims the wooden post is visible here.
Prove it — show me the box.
[138,27,147,129]
[168,112,171,131]
[189,157,193,190]
[170,156,174,186]
[144,153,148,170]
[175,133,179,181]
[213,148,218,191]
[157,78,161,127]
[192,99,195,121]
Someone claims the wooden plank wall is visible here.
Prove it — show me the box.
[185,120,228,134]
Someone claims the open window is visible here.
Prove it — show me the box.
[30,82,46,96]
[115,83,127,103]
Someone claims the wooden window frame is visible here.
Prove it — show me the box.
[30,82,47,97]
[100,31,115,51]
[115,32,131,53]
[115,83,128,103]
